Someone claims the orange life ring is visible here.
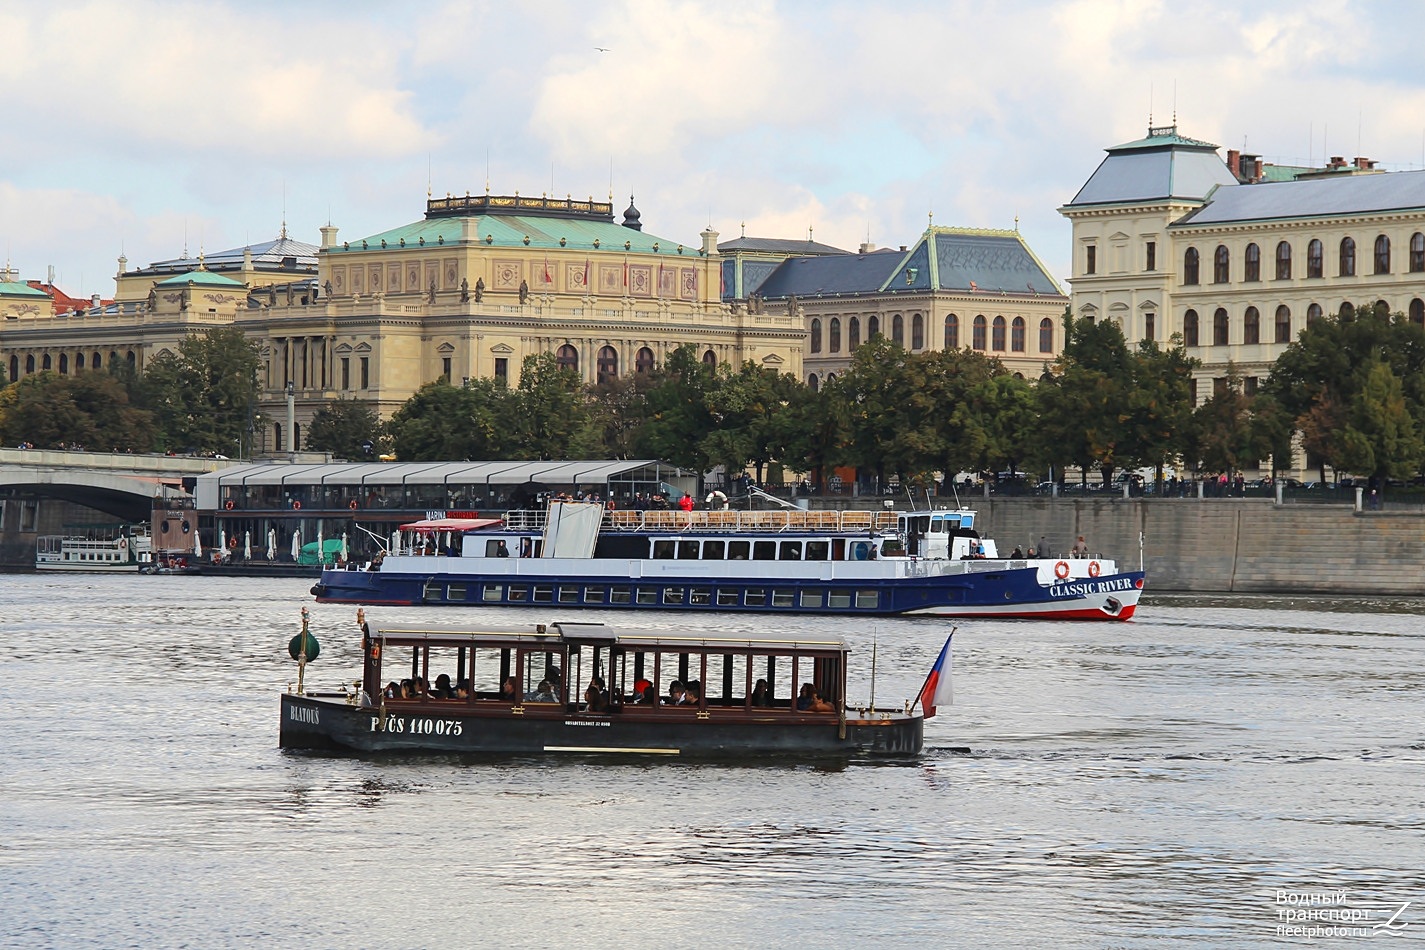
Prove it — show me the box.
[1088,560,1101,577]
[224,500,234,510]
[117,538,127,550]
[1054,560,1070,580]
[370,643,381,661]
[228,536,238,550]
[292,501,302,510]
[348,500,358,510]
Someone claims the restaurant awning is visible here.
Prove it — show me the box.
[399,517,503,533]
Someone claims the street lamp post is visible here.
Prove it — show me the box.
[286,381,295,458]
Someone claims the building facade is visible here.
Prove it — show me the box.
[0,194,803,453]
[751,226,1068,388]
[1060,124,1425,404]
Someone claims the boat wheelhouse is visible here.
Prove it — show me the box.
[279,614,927,757]
[312,501,1145,620]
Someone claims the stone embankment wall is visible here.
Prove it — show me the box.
[971,498,1425,595]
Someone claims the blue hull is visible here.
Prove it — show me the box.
[312,565,1145,620]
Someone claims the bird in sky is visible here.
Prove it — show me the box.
[594,46,610,52]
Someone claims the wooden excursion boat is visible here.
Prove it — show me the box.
[279,610,944,758]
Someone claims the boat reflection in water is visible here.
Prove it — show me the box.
[280,610,941,759]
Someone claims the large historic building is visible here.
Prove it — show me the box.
[747,226,1068,387]
[1060,124,1425,403]
[0,194,802,453]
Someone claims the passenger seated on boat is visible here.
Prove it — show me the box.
[495,540,509,557]
[796,683,835,713]
[433,674,455,699]
[368,552,385,572]
[413,677,430,699]
[526,680,558,703]
[583,678,609,712]
[455,679,472,700]
[683,681,701,705]
[399,679,415,699]
[383,681,400,700]
[639,683,659,705]
[1010,545,1024,558]
[500,677,519,702]
[1071,536,1089,559]
[630,678,652,703]
[750,679,772,707]
[666,681,686,705]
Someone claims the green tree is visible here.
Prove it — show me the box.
[702,361,807,483]
[634,345,720,471]
[1336,358,1423,481]
[143,326,260,454]
[305,399,386,459]
[386,379,507,461]
[1037,311,1135,485]
[1122,336,1198,483]
[0,370,156,450]
[587,376,647,459]
[1189,369,1268,477]
[509,353,602,459]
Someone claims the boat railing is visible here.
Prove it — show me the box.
[499,508,899,533]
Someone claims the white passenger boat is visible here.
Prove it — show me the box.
[35,530,153,572]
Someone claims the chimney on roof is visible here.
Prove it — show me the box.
[899,245,907,252]
[701,227,719,257]
[859,242,876,254]
[91,294,101,309]
[1252,157,1264,181]
[320,225,339,249]
[1227,149,1241,177]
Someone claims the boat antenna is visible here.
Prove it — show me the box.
[869,632,878,711]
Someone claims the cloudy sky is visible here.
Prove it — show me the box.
[4,0,1424,297]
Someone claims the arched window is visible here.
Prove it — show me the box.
[556,344,578,372]
[1340,301,1355,319]
[944,314,959,349]
[807,374,819,393]
[849,316,861,350]
[41,353,52,370]
[1011,316,1026,352]
[826,373,836,384]
[635,347,655,374]
[1274,305,1292,343]
[1038,318,1053,353]
[1307,303,1323,324]
[59,353,68,374]
[1213,245,1230,283]
[8,355,17,380]
[1339,237,1356,276]
[1244,243,1260,281]
[892,314,904,345]
[1213,308,1229,345]
[992,315,1007,351]
[702,349,717,367]
[972,315,987,350]
[1374,299,1390,317]
[1374,235,1391,274]
[911,313,923,349]
[1184,309,1200,346]
[810,318,822,353]
[1307,239,1323,278]
[868,315,880,338]
[1184,247,1200,285]
[597,345,618,382]
[829,317,841,353]
[1412,233,1425,272]
[76,353,85,370]
[1410,299,1424,326]
[126,351,135,368]
[1244,307,1260,344]
[92,351,101,369]
[1275,241,1292,279]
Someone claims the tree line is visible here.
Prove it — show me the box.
[3,306,1422,487]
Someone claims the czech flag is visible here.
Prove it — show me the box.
[917,632,955,718]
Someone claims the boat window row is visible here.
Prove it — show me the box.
[375,640,843,714]
[650,538,834,561]
[423,580,882,610]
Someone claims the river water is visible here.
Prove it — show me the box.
[0,576,1420,948]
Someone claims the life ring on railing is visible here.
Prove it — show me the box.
[228,536,238,550]
[292,501,302,510]
[117,538,127,551]
[349,500,358,510]
[370,643,381,661]
[1054,560,1070,580]
[224,500,234,510]
[1088,560,1101,578]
